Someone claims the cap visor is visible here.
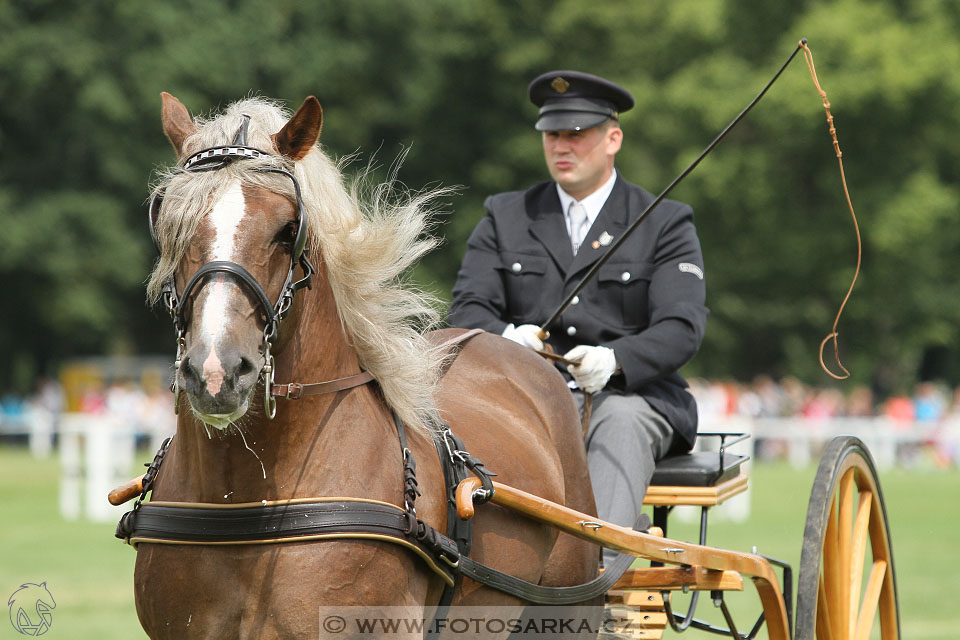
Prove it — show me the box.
[535,112,610,132]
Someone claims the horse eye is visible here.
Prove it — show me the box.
[273,221,298,248]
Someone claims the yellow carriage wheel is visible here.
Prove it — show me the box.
[795,436,900,640]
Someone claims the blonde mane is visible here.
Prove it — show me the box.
[147,97,450,437]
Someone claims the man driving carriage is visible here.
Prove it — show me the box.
[448,70,708,565]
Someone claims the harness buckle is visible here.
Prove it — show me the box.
[440,426,466,464]
[263,348,277,419]
[276,290,294,320]
[440,554,460,569]
[172,331,185,415]
[285,383,304,400]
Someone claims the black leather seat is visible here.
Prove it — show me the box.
[649,451,747,488]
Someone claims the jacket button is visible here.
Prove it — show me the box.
[567,326,577,336]
[571,295,580,305]
[621,271,631,282]
[511,262,522,273]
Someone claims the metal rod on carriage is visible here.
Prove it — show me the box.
[538,40,807,337]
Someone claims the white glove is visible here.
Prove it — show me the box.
[501,323,544,350]
[564,345,618,393]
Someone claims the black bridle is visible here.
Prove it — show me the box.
[150,116,315,418]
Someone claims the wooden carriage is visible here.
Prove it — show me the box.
[455,433,898,639]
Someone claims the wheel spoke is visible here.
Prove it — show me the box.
[849,491,872,630]
[854,559,887,640]
[869,503,899,639]
[817,578,835,640]
[823,496,845,637]
[838,468,855,637]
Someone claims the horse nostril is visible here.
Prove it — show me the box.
[177,356,207,395]
[237,357,256,378]
[180,357,198,382]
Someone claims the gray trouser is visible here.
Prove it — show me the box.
[573,390,674,566]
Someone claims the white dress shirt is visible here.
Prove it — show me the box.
[556,169,618,253]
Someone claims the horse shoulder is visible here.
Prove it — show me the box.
[434,331,582,501]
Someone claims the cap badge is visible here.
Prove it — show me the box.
[551,77,570,93]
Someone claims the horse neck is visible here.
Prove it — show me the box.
[168,267,400,503]
[273,262,362,385]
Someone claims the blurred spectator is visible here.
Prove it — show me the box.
[801,388,844,419]
[882,392,915,424]
[33,377,65,416]
[752,375,785,417]
[79,383,107,414]
[846,385,874,418]
[779,376,807,417]
[913,382,946,422]
[1,389,24,416]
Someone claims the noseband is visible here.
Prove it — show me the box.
[150,116,315,418]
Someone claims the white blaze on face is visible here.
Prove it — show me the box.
[199,178,246,396]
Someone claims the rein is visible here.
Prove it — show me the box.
[535,348,593,437]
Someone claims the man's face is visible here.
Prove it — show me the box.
[542,122,622,200]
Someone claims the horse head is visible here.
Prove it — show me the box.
[152,93,322,429]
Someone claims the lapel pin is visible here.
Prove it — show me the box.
[598,231,614,247]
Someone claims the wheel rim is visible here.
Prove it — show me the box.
[795,436,900,640]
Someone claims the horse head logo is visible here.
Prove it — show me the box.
[7,582,56,636]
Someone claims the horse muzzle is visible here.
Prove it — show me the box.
[176,345,260,425]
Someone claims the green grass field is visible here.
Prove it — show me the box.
[1,445,957,639]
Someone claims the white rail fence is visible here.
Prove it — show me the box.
[698,415,960,469]
[2,411,957,522]
[2,409,172,522]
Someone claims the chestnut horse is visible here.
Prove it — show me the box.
[134,93,598,639]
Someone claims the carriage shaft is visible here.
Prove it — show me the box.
[611,566,743,592]
[456,477,790,640]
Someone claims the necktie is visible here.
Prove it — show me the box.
[568,201,588,255]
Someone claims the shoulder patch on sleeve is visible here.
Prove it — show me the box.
[678,262,704,280]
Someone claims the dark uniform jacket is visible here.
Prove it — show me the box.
[447,175,708,451]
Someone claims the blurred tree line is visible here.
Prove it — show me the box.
[1,0,959,398]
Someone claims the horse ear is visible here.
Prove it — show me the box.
[160,92,197,156]
[273,96,323,161]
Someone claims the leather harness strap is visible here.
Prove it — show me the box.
[121,499,459,588]
[271,371,375,399]
[270,329,485,400]
[427,328,485,353]
[459,536,637,605]
[179,261,278,329]
[125,499,417,544]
